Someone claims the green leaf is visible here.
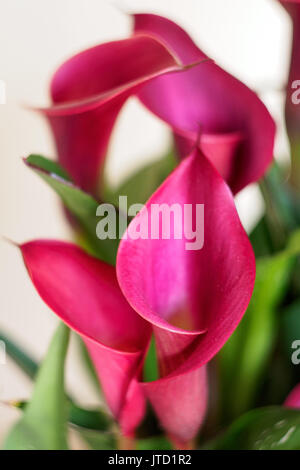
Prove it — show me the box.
[259,163,300,252]
[25,154,119,265]
[2,331,112,432]
[137,436,172,450]
[143,335,159,382]
[11,400,112,433]
[24,154,71,181]
[0,331,38,379]
[77,428,116,450]
[205,406,300,450]
[4,323,70,450]
[284,136,300,209]
[251,163,300,258]
[69,404,110,431]
[263,164,299,230]
[76,335,102,396]
[105,149,176,207]
[219,230,300,419]
[249,216,274,257]
[282,299,300,357]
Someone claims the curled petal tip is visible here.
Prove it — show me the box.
[182,57,213,71]
[110,1,131,17]
[284,383,300,409]
[1,236,19,248]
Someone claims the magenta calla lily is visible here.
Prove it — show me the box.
[284,383,300,408]
[133,13,275,194]
[280,0,300,138]
[38,13,275,196]
[20,149,255,445]
[39,35,187,193]
[20,240,151,437]
[117,149,256,442]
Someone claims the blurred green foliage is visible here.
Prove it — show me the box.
[219,230,300,422]
[4,324,70,450]
[205,406,300,450]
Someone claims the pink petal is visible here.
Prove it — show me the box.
[119,378,147,438]
[21,240,150,435]
[174,130,244,185]
[280,1,300,137]
[133,13,275,194]
[143,365,207,446]
[284,383,300,409]
[117,149,255,442]
[39,35,185,194]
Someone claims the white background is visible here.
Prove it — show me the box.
[0,0,292,446]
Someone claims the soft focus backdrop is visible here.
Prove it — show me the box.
[0,0,292,445]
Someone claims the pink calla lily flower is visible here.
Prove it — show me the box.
[132,14,275,194]
[38,35,190,194]
[20,149,255,445]
[279,0,300,138]
[21,240,151,437]
[284,383,300,408]
[39,13,275,197]
[117,149,255,443]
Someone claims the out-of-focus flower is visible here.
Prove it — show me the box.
[20,240,151,437]
[279,0,300,188]
[38,13,275,197]
[38,35,188,194]
[284,383,300,408]
[280,0,300,138]
[133,13,275,194]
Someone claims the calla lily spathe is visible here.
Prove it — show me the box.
[39,35,188,194]
[20,148,255,445]
[280,0,300,137]
[132,13,275,194]
[39,13,275,196]
[117,148,256,442]
[21,240,150,437]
